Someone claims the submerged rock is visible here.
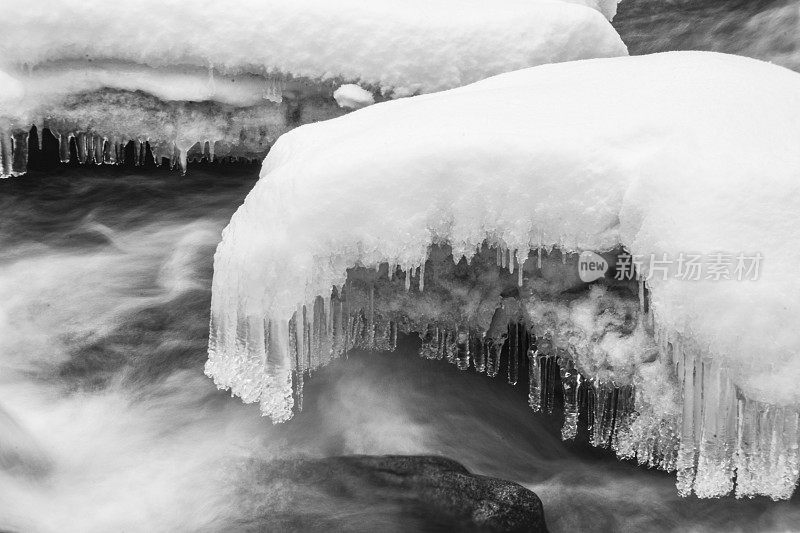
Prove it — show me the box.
[240,455,547,532]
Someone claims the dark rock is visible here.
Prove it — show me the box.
[237,455,547,532]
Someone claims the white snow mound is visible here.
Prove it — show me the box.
[209,51,800,414]
[0,0,626,98]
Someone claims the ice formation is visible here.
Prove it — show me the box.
[0,0,626,177]
[206,51,800,500]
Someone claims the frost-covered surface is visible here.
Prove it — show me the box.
[207,51,800,499]
[0,0,626,176]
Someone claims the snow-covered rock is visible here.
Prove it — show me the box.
[0,0,626,176]
[207,51,800,499]
[0,0,626,98]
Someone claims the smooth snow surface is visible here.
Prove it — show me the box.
[208,52,800,498]
[0,0,626,98]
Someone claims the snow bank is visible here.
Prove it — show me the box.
[0,0,626,98]
[0,0,626,176]
[208,51,800,499]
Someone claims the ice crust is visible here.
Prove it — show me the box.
[207,52,800,499]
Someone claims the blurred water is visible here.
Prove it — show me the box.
[0,168,799,532]
[614,0,800,71]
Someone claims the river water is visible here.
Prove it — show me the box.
[0,167,798,532]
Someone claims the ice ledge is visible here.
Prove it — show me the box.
[205,52,800,499]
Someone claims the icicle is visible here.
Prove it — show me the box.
[310,296,326,367]
[509,249,515,274]
[444,330,456,364]
[561,359,579,440]
[485,338,500,378]
[404,266,412,291]
[535,335,556,413]
[611,385,636,458]
[288,314,304,411]
[58,133,71,163]
[591,381,614,448]
[11,130,29,176]
[139,139,147,166]
[507,322,519,385]
[537,247,542,269]
[177,146,188,175]
[517,253,524,287]
[454,328,470,370]
[418,264,425,292]
[264,74,283,103]
[294,305,306,374]
[132,139,141,166]
[93,134,104,165]
[638,278,646,319]
[103,138,114,164]
[419,324,439,360]
[693,357,736,498]
[77,132,87,164]
[367,285,375,349]
[0,129,12,177]
[527,335,541,411]
[342,291,352,356]
[472,331,486,373]
[434,328,446,360]
[330,289,344,359]
[85,132,95,164]
[675,344,698,497]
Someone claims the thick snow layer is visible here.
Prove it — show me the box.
[0,0,626,177]
[209,51,800,413]
[0,0,626,98]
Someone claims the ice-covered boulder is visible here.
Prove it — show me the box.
[0,0,626,176]
[206,51,800,499]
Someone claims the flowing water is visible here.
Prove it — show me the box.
[1,167,799,532]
